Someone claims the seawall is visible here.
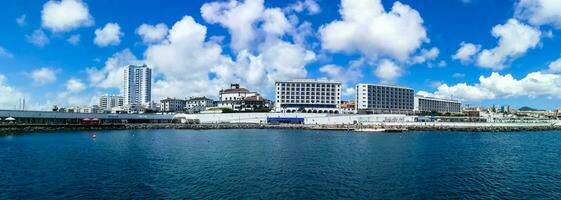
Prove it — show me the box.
[1,123,561,135]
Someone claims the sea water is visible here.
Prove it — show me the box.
[1,129,560,199]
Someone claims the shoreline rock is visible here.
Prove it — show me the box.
[1,123,560,136]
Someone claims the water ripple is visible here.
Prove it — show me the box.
[1,130,561,199]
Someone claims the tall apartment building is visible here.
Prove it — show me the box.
[275,80,342,113]
[355,84,414,114]
[99,95,124,111]
[124,64,152,111]
[414,95,462,113]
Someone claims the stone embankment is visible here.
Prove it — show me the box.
[400,125,559,132]
[0,124,127,135]
[0,123,309,135]
[1,123,561,135]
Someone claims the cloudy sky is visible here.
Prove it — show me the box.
[1,0,561,110]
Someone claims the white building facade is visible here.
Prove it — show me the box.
[414,96,462,113]
[186,97,216,113]
[275,80,342,113]
[218,84,269,111]
[99,95,124,112]
[160,98,186,112]
[355,84,414,114]
[124,64,152,111]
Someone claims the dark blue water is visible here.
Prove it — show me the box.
[1,129,561,199]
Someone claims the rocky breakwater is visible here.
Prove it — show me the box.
[125,123,312,130]
[0,124,127,135]
[402,124,561,132]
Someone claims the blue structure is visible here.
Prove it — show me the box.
[266,117,305,125]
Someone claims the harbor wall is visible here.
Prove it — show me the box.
[194,113,415,124]
[1,122,560,135]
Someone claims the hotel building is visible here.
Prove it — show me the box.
[355,84,414,114]
[414,95,462,114]
[124,64,152,111]
[275,80,342,113]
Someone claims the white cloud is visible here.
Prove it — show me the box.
[516,0,561,28]
[0,74,26,109]
[262,8,292,37]
[66,78,86,92]
[16,14,26,27]
[31,67,57,85]
[233,40,315,89]
[437,60,447,67]
[319,0,428,61]
[50,91,95,108]
[0,46,14,59]
[319,59,364,84]
[136,23,169,44]
[41,0,94,32]
[141,15,314,100]
[201,0,265,52]
[452,73,465,78]
[290,21,314,46]
[201,0,306,53]
[67,34,80,45]
[94,23,123,47]
[547,56,561,73]
[420,72,561,101]
[375,59,401,81]
[476,19,541,70]
[452,42,481,63]
[26,29,50,47]
[319,60,363,97]
[143,16,231,99]
[87,49,141,90]
[284,0,321,15]
[413,47,439,64]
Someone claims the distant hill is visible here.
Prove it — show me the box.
[518,106,544,111]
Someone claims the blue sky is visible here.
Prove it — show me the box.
[1,0,561,110]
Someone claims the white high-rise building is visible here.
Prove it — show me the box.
[124,64,152,111]
[99,95,124,111]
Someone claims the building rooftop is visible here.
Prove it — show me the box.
[220,83,253,94]
[244,95,267,102]
[415,95,461,103]
[357,83,413,90]
[188,96,214,101]
[160,97,186,102]
[220,88,251,94]
[127,64,149,68]
[276,79,342,84]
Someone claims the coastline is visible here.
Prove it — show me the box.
[1,122,560,135]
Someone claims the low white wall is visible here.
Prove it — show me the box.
[194,113,415,125]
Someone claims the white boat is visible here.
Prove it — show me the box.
[354,128,386,132]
